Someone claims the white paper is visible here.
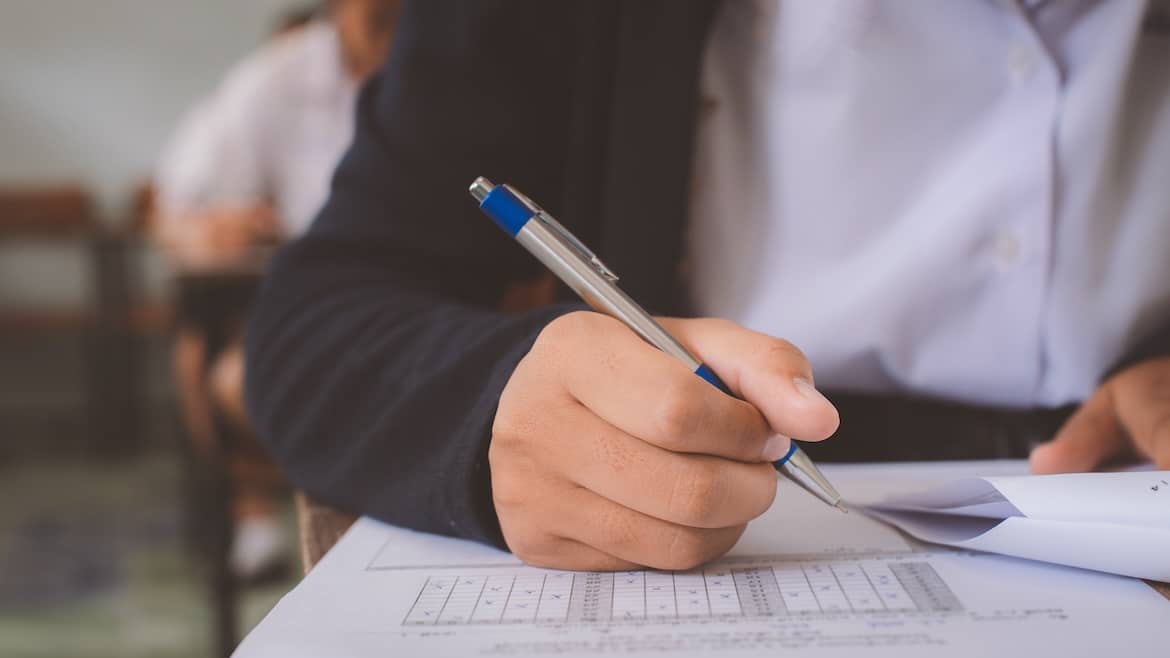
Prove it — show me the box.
[866,471,1170,581]
[235,462,1170,658]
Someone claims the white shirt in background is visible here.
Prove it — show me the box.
[688,0,1170,408]
[155,19,357,238]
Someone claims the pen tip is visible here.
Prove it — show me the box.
[834,501,849,514]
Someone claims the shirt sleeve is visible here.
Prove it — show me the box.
[154,99,220,218]
[244,0,584,547]
[154,41,279,220]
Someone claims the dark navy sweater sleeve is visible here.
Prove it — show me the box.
[244,0,586,547]
[1107,324,1170,379]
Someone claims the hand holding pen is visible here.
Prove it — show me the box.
[473,179,842,571]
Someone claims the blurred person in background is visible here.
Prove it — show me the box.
[152,0,399,581]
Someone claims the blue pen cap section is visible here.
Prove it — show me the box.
[479,186,535,237]
[776,441,799,466]
[694,363,733,397]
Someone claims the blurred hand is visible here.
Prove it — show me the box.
[1031,357,1170,473]
[204,205,279,249]
[164,205,279,269]
[490,312,840,571]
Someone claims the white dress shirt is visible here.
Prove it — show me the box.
[155,20,357,238]
[688,0,1170,408]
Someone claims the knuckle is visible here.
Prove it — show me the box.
[533,311,616,375]
[652,378,704,446]
[490,408,537,452]
[669,462,726,527]
[660,527,719,571]
[519,330,562,377]
[488,462,529,510]
[497,500,562,566]
[743,464,778,518]
[756,337,807,371]
[489,444,551,513]
[539,311,580,344]
[540,311,603,350]
[505,529,554,565]
[493,388,557,449]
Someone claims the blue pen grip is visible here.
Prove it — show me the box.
[693,363,799,466]
[693,363,732,395]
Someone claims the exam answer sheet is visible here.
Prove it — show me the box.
[235,462,1170,657]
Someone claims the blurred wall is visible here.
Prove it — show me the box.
[0,0,308,305]
[0,0,309,216]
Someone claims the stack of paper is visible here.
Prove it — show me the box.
[865,471,1170,581]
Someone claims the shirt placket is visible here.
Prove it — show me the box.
[993,4,1063,404]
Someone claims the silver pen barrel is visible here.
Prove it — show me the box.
[778,449,846,511]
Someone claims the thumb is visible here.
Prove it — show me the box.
[1030,386,1128,474]
[661,318,840,443]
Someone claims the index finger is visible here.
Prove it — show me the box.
[543,312,775,463]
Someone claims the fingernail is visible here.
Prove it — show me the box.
[762,435,791,462]
[793,377,830,406]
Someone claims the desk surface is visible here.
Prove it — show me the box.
[295,495,1170,601]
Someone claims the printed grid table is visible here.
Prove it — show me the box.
[403,561,962,626]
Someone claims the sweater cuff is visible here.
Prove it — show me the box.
[1104,322,1170,381]
[447,302,587,549]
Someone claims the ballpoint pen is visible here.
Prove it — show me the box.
[469,177,845,511]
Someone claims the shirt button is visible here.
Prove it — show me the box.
[994,231,1022,271]
[1008,45,1038,84]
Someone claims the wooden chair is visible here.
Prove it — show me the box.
[0,185,94,237]
[0,186,96,331]
[295,493,357,573]
[0,185,140,457]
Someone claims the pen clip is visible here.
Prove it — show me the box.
[501,184,619,283]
